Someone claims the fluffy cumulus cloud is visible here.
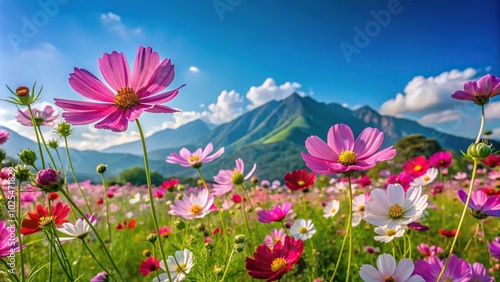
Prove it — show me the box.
[246,78,304,109]
[99,12,142,37]
[485,102,500,119]
[189,66,200,73]
[418,110,461,125]
[380,68,477,116]
[163,90,244,129]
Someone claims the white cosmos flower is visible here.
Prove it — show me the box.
[323,200,340,218]
[352,194,369,227]
[359,253,424,282]
[365,184,428,229]
[289,218,316,241]
[153,249,194,282]
[57,215,98,242]
[129,192,141,204]
[411,167,438,187]
[374,225,405,243]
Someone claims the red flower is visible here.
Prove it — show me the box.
[232,194,242,203]
[385,172,413,191]
[47,192,59,201]
[139,256,160,276]
[402,156,430,177]
[106,191,114,198]
[284,169,316,191]
[96,198,104,205]
[153,226,172,238]
[429,151,452,169]
[245,236,303,281]
[355,174,372,188]
[116,219,137,230]
[21,202,70,235]
[439,228,458,238]
[161,178,179,192]
[482,154,500,168]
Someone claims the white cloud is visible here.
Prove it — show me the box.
[99,12,142,37]
[485,102,500,119]
[379,68,477,116]
[418,110,461,125]
[74,125,144,150]
[162,90,244,129]
[246,78,304,109]
[189,66,200,72]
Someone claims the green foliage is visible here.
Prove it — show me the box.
[118,166,164,185]
[393,134,442,165]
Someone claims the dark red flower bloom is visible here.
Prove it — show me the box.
[245,236,303,281]
[106,191,114,198]
[439,228,458,238]
[355,174,372,188]
[403,156,430,177]
[482,154,500,168]
[139,256,160,276]
[385,172,413,191]
[232,194,242,203]
[116,219,136,230]
[284,169,316,191]
[21,202,70,235]
[47,192,59,201]
[429,151,452,169]
[96,198,104,205]
[161,178,179,192]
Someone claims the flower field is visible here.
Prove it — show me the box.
[1,46,500,281]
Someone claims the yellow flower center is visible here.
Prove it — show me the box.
[338,150,357,166]
[115,87,139,109]
[270,257,287,272]
[297,180,305,186]
[299,226,308,234]
[384,275,396,282]
[39,215,56,229]
[358,204,365,212]
[388,204,404,219]
[414,165,422,172]
[423,175,430,181]
[190,205,203,215]
[188,156,200,163]
[444,279,452,282]
[386,229,397,236]
[330,208,336,213]
[175,263,187,273]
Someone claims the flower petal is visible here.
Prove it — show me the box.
[98,51,130,90]
[95,108,129,132]
[131,46,160,91]
[69,68,115,102]
[327,124,354,154]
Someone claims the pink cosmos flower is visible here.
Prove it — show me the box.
[402,156,429,178]
[429,151,452,169]
[469,262,494,282]
[139,256,160,276]
[385,171,413,191]
[416,243,443,259]
[457,189,500,218]
[451,74,500,105]
[258,202,292,223]
[413,254,471,282]
[0,129,10,145]
[302,124,396,174]
[1,221,21,258]
[16,105,58,127]
[263,229,287,249]
[166,143,224,168]
[212,158,256,196]
[168,189,214,220]
[55,46,184,132]
[488,237,500,260]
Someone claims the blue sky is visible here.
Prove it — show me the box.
[1,0,499,150]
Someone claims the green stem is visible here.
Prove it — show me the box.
[59,189,126,281]
[479,221,491,268]
[26,104,45,168]
[36,125,56,168]
[462,222,480,255]
[437,161,479,280]
[219,249,236,282]
[475,105,485,143]
[239,185,254,249]
[16,182,25,282]
[49,224,73,278]
[44,230,73,280]
[82,239,115,280]
[151,243,161,281]
[63,137,92,214]
[407,232,412,259]
[101,173,113,251]
[75,243,84,276]
[345,177,353,282]
[241,184,261,239]
[136,119,173,282]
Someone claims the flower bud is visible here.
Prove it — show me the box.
[56,122,73,137]
[175,193,183,200]
[466,142,493,161]
[142,249,152,257]
[0,149,6,163]
[212,265,224,276]
[195,223,205,232]
[14,164,31,182]
[231,171,244,185]
[234,243,245,252]
[96,164,107,174]
[48,139,59,149]
[18,149,37,166]
[174,220,186,230]
[234,234,247,244]
[146,233,158,244]
[197,179,204,186]
[250,176,259,184]
[16,86,29,97]
[35,168,63,192]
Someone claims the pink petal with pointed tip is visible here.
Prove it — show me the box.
[98,51,130,91]
[131,46,160,91]
[69,68,115,102]
[95,109,129,132]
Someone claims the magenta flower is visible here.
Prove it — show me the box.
[457,189,500,219]
[166,143,224,168]
[263,228,287,249]
[168,189,214,220]
[0,129,10,145]
[451,74,500,105]
[416,243,443,259]
[16,105,58,127]
[488,237,500,260]
[212,158,256,196]
[302,124,396,174]
[429,151,452,169]
[55,46,184,132]
[413,254,471,282]
[258,202,292,223]
[1,221,21,258]
[469,262,494,282]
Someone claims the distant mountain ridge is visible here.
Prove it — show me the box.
[2,94,496,181]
